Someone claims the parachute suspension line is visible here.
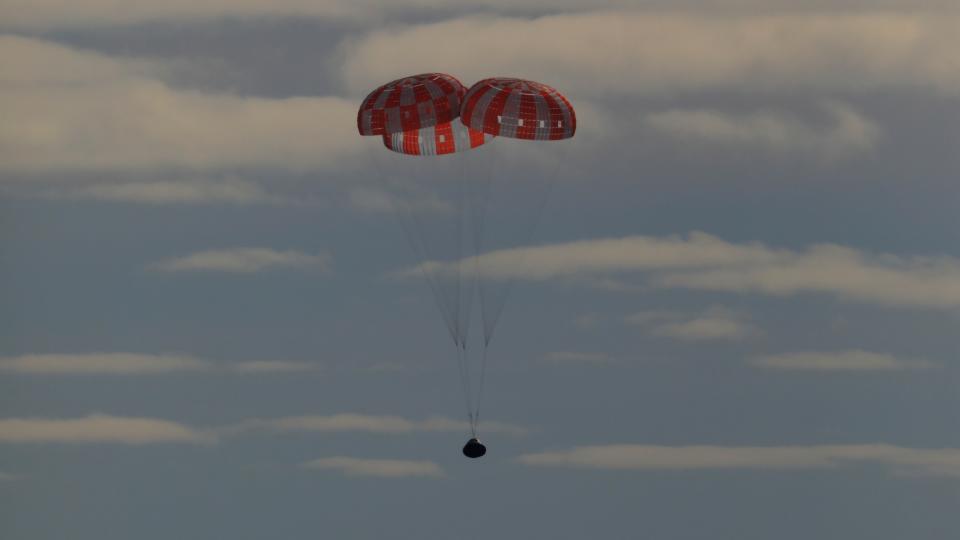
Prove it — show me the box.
[458,154,480,349]
[390,157,460,346]
[466,144,496,347]
[464,144,496,437]
[393,155,469,347]
[479,144,564,345]
[452,152,469,349]
[400,211,459,346]
[455,342,475,437]
[364,148,450,341]
[471,343,490,435]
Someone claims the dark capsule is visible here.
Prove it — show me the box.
[462,438,487,459]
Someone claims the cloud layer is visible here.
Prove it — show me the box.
[542,351,614,365]
[5,1,959,30]
[518,444,960,477]
[341,11,960,98]
[0,353,209,374]
[0,353,320,375]
[230,413,526,436]
[302,456,444,478]
[627,306,760,341]
[151,248,331,273]
[749,350,934,371]
[416,232,960,309]
[1,36,361,175]
[0,414,214,445]
[645,102,881,158]
[43,178,281,205]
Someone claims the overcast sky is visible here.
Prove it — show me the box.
[2,2,960,539]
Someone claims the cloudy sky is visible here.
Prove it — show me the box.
[2,1,960,538]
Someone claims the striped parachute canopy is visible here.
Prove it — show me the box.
[460,78,576,140]
[357,73,466,136]
[382,120,493,156]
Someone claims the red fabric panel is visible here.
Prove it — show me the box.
[435,122,455,155]
[481,88,510,137]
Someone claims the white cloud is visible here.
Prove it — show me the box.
[232,361,321,374]
[517,444,960,477]
[542,351,615,365]
[43,178,282,205]
[0,353,322,375]
[6,12,958,176]
[750,350,934,371]
[628,307,760,341]
[410,232,781,280]
[341,12,960,98]
[654,243,960,309]
[151,248,331,273]
[0,353,211,374]
[229,413,526,436]
[0,414,215,445]
[0,36,361,175]
[645,102,881,158]
[412,232,960,309]
[4,1,958,30]
[302,457,444,478]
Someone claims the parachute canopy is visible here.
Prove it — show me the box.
[382,120,493,156]
[461,77,576,140]
[357,73,466,136]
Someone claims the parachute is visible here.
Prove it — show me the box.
[357,73,465,136]
[382,120,492,156]
[461,77,576,141]
[358,74,576,457]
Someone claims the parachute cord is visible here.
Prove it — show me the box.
[370,148,460,345]
[466,145,495,438]
[456,343,474,436]
[472,343,490,435]
[456,154,477,346]
[452,157,465,346]
[481,145,562,344]
[468,143,496,347]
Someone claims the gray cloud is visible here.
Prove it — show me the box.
[0,412,518,446]
[749,350,935,371]
[645,102,881,158]
[409,232,781,280]
[542,351,615,365]
[1,36,361,175]
[0,353,320,375]
[302,457,444,478]
[653,243,960,309]
[150,248,331,273]
[517,444,960,477]
[347,187,454,216]
[341,12,960,98]
[42,178,282,205]
[228,413,527,436]
[0,414,215,445]
[628,307,760,341]
[4,1,958,30]
[232,361,321,374]
[0,353,211,374]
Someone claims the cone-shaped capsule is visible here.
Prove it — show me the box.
[462,438,487,459]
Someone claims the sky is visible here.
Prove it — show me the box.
[2,1,960,538]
